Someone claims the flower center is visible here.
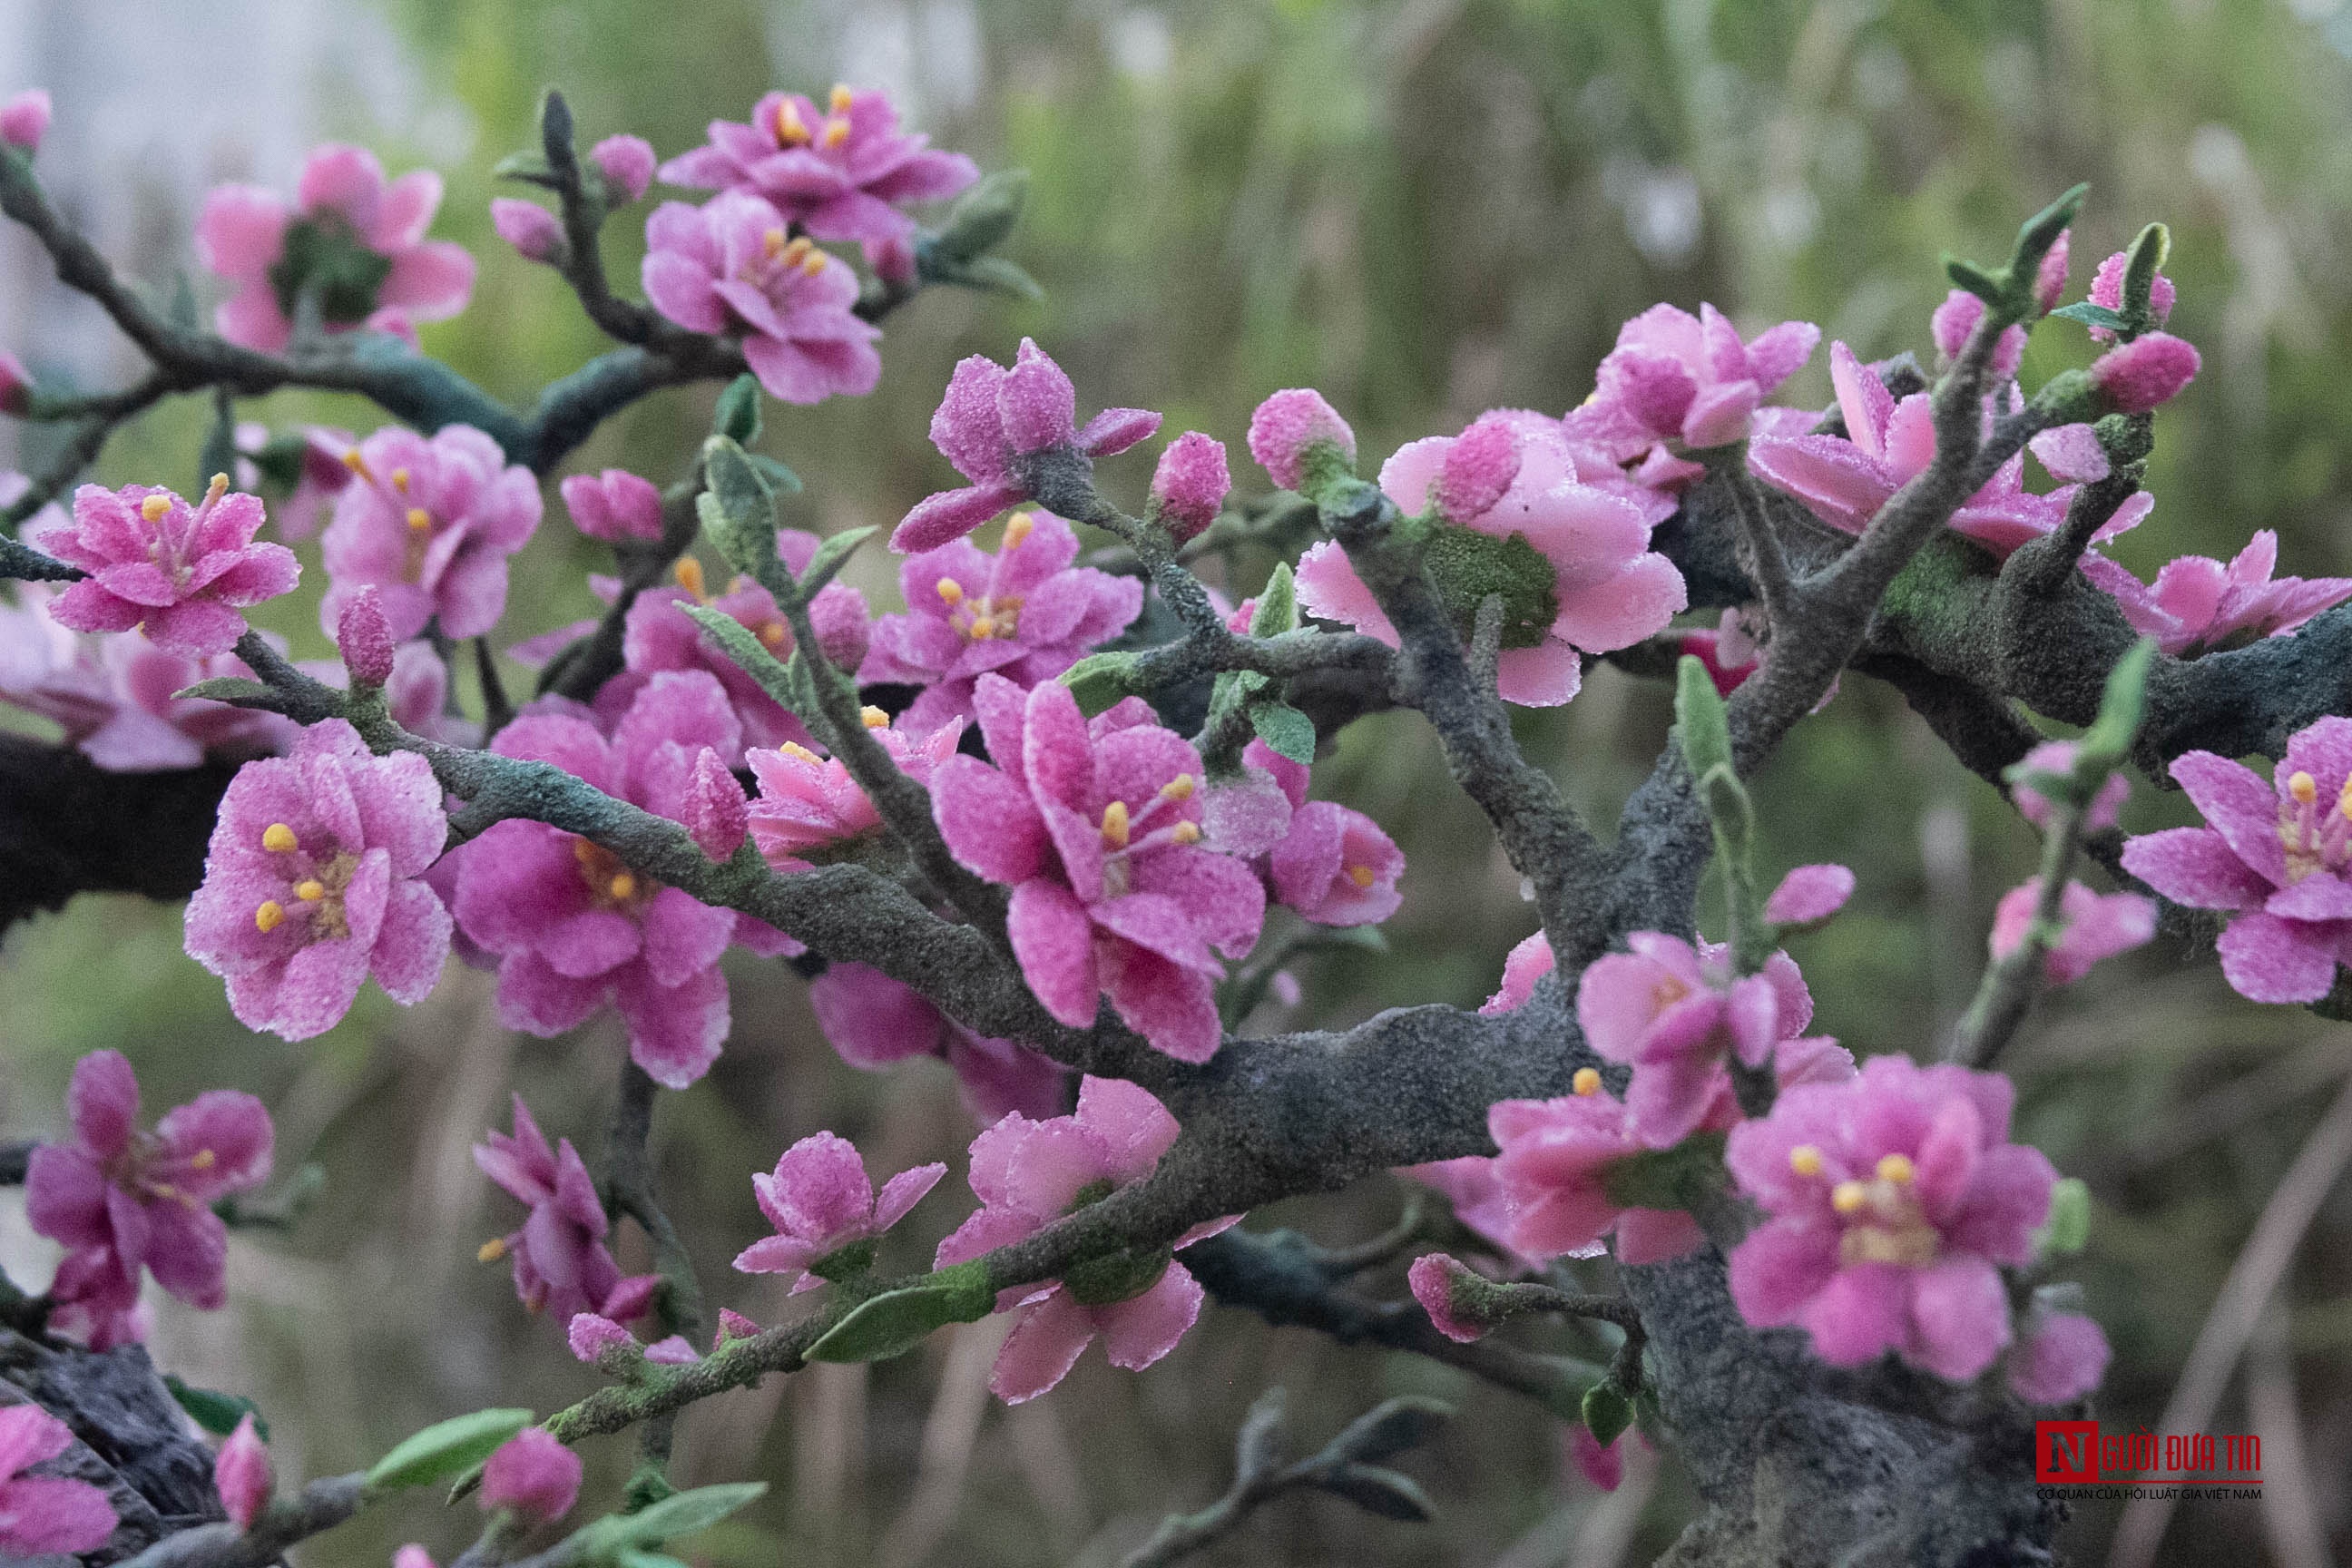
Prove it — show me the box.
[1093,775,1201,898]
[936,512,1037,642]
[744,229,828,292]
[251,822,362,941]
[573,836,653,912]
[2278,769,2352,883]
[1826,1152,1940,1268]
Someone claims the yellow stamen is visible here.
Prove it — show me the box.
[190,1149,216,1171]
[968,616,996,640]
[2338,778,2352,823]
[775,99,808,145]
[140,493,172,523]
[390,466,411,493]
[203,473,230,506]
[1003,511,1035,549]
[780,236,815,270]
[829,83,855,114]
[1789,1144,1825,1178]
[799,248,828,277]
[1831,1181,1867,1215]
[757,621,788,647]
[406,506,432,534]
[341,447,370,478]
[573,836,601,864]
[1171,821,1202,845]
[1347,864,1377,889]
[820,117,850,150]
[1876,1153,1916,1184]
[762,228,789,262]
[1572,1067,1602,1097]
[1161,773,1196,802]
[254,900,286,933]
[293,878,327,903]
[780,741,824,764]
[608,872,637,901]
[1101,799,1131,848]
[2290,770,2318,805]
[478,1236,508,1263]
[672,556,707,599]
[936,578,965,606]
[860,705,890,729]
[262,822,299,853]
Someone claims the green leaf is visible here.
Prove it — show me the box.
[1318,1397,1453,1466]
[796,526,877,602]
[2049,301,2125,332]
[1248,700,1316,765]
[2040,1177,2092,1257]
[1673,655,1732,787]
[744,452,802,495]
[577,1483,768,1556]
[1248,563,1299,638]
[1061,650,1146,717]
[681,604,805,718]
[929,169,1028,262]
[162,1377,268,1441]
[804,1261,995,1364]
[171,677,283,710]
[1582,1381,1634,1447]
[698,436,778,583]
[2077,638,2155,768]
[1943,255,2004,305]
[1700,764,1754,865]
[2119,222,2171,332]
[926,253,1044,299]
[490,150,560,188]
[712,374,763,447]
[1310,1464,1435,1523]
[1600,1132,1728,1212]
[365,1408,534,1492]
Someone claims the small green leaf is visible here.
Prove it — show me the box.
[162,1377,268,1441]
[1318,1397,1453,1466]
[2040,1177,2092,1257]
[2049,301,2125,332]
[681,604,805,718]
[1249,700,1316,765]
[1582,1381,1634,1447]
[2119,222,2171,333]
[698,436,778,583]
[2076,638,2155,768]
[1248,563,1299,638]
[928,169,1029,262]
[804,1262,994,1364]
[1310,1464,1435,1523]
[578,1483,767,1555]
[744,453,802,495]
[171,677,283,709]
[1062,651,1146,717]
[1943,255,2004,305]
[926,253,1044,299]
[712,374,763,447]
[796,526,877,602]
[1700,764,1754,864]
[365,1408,534,1492]
[490,150,559,187]
[1673,655,1732,787]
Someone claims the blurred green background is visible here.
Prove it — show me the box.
[7,0,2352,1563]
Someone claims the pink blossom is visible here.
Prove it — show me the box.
[1268,800,1404,926]
[731,1131,946,1292]
[491,198,563,262]
[1246,389,1356,492]
[935,1078,1230,1403]
[2088,332,2200,415]
[931,674,1265,1063]
[318,425,542,642]
[2028,422,2108,484]
[560,468,665,544]
[808,961,1071,1122]
[1149,433,1232,540]
[28,476,298,657]
[641,191,880,403]
[475,1096,660,1325]
[1562,302,1820,464]
[1407,1253,1494,1343]
[185,720,453,1040]
[26,1050,272,1347]
[2117,531,2352,658]
[590,134,656,203]
[2034,230,2073,313]
[2007,1304,2111,1404]
[213,1414,270,1532]
[0,348,29,416]
[1487,1089,1706,1266]
[336,585,397,688]
[859,509,1142,732]
[451,671,799,1087]
[1764,863,1856,926]
[1576,934,1832,1148]
[682,749,749,860]
[396,1546,439,1568]
[1989,879,2155,984]
[1479,929,1559,1015]
[603,538,869,751]
[657,86,977,258]
[1680,608,1761,697]
[1724,1054,2056,1381]
[1928,290,2025,381]
[0,88,50,152]
[2120,717,2352,1004]
[895,339,1161,552]
[195,142,474,351]
[0,1404,117,1556]
[2012,740,2131,833]
[1397,1155,1560,1269]
[1570,1427,1625,1493]
[2086,248,2175,342]
[479,1429,581,1524]
[566,1311,639,1365]
[746,714,962,871]
[1296,413,1687,707]
[0,582,299,770]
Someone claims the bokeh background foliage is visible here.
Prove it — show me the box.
[6,0,2352,1562]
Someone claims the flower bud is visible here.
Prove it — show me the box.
[2034,228,2072,313]
[2086,248,2176,343]
[2089,331,2200,415]
[1247,388,1356,493]
[1407,1252,1504,1344]
[589,133,655,203]
[1,88,50,152]
[213,1414,271,1533]
[1001,337,1078,455]
[1433,416,1522,522]
[684,746,750,860]
[717,1307,761,1345]
[491,198,564,264]
[868,232,916,288]
[1928,290,2023,379]
[1147,432,1230,541]
[567,1311,639,1366]
[1762,863,1854,927]
[0,348,30,417]
[479,1428,582,1524]
[336,585,397,690]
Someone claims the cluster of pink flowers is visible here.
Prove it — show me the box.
[1562,302,1821,485]
[25,1050,273,1348]
[1211,739,1406,926]
[475,1096,660,1327]
[641,191,880,403]
[319,424,542,642]
[28,476,299,657]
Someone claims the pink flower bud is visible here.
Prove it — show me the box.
[213,1414,271,1533]
[2089,331,2200,414]
[717,1308,760,1345]
[1763,863,1854,927]
[559,468,664,544]
[589,133,655,203]
[868,233,916,287]
[491,198,564,263]
[1247,388,1355,492]
[1407,1252,1495,1344]
[2034,229,2072,314]
[2007,1305,2111,1405]
[1571,1427,1625,1492]
[1928,290,2023,379]
[643,1336,701,1364]
[479,1428,582,1524]
[1001,337,1078,455]
[396,1548,441,1568]
[684,747,750,860]
[567,1312,637,1364]
[0,348,30,416]
[1,88,50,152]
[1148,432,1230,540]
[336,585,397,689]
[2088,249,2175,342]
[1432,416,1521,522]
